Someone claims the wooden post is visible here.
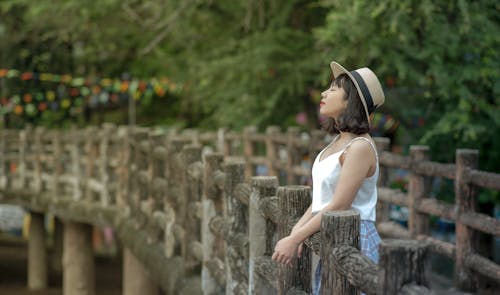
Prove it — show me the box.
[70,130,83,201]
[0,130,4,189]
[249,176,279,294]
[243,126,257,180]
[217,128,231,156]
[123,248,159,295]
[378,239,430,294]
[129,128,148,211]
[165,138,189,255]
[286,127,300,185]
[455,149,479,292]
[408,146,430,237]
[18,128,27,189]
[277,186,311,294]
[52,131,62,197]
[265,126,279,177]
[223,159,247,294]
[182,145,202,274]
[28,211,48,290]
[115,126,130,208]
[320,210,360,295]
[137,133,152,214]
[63,221,95,295]
[50,217,63,276]
[202,153,225,294]
[83,127,97,202]
[374,137,390,225]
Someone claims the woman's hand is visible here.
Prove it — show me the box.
[272,236,300,266]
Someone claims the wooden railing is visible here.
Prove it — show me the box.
[0,125,498,294]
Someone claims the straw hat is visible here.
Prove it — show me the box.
[330,61,385,123]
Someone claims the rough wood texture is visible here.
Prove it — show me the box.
[413,161,455,179]
[408,146,430,238]
[202,153,225,294]
[378,239,430,295]
[331,245,378,295]
[375,137,391,225]
[379,151,410,169]
[182,145,202,275]
[397,283,432,295]
[123,248,159,295]
[265,126,280,177]
[469,169,500,190]
[243,126,257,180]
[277,186,312,294]
[464,253,500,283]
[417,198,456,221]
[286,127,300,185]
[223,160,248,294]
[416,234,455,259]
[377,221,411,239]
[455,150,479,292]
[378,187,409,207]
[117,216,186,294]
[459,211,500,237]
[28,211,48,290]
[249,176,279,294]
[320,210,360,295]
[63,221,95,295]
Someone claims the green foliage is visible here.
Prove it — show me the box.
[315,0,500,177]
[0,1,499,199]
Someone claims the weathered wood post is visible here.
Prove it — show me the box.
[123,248,159,295]
[115,126,130,208]
[69,129,83,201]
[378,239,430,294]
[0,130,4,189]
[166,138,190,256]
[52,131,63,197]
[123,128,160,295]
[374,137,390,225]
[181,145,203,274]
[286,127,300,185]
[455,149,479,292]
[243,126,257,180]
[408,146,430,237]
[278,186,312,294]
[63,221,95,295]
[217,128,231,156]
[265,126,279,177]
[18,128,27,189]
[202,153,225,294]
[223,159,248,294]
[28,211,48,290]
[320,210,360,295]
[249,176,279,294]
[83,127,97,202]
[32,128,43,193]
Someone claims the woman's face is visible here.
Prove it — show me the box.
[319,82,348,118]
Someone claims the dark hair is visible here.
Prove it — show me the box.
[321,73,370,135]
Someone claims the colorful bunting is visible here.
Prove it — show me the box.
[0,67,182,118]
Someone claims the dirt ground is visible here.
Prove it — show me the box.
[0,236,122,295]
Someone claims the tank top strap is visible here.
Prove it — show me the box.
[342,137,379,162]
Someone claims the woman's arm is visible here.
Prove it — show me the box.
[291,204,313,234]
[272,141,374,265]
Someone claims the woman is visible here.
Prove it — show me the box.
[271,61,384,294]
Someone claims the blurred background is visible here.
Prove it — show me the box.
[0,0,499,293]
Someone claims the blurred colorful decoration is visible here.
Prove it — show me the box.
[371,113,399,136]
[0,67,183,121]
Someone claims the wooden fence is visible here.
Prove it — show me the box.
[0,125,499,294]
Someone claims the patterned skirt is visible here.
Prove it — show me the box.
[313,220,381,295]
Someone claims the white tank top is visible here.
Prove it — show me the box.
[311,136,379,221]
